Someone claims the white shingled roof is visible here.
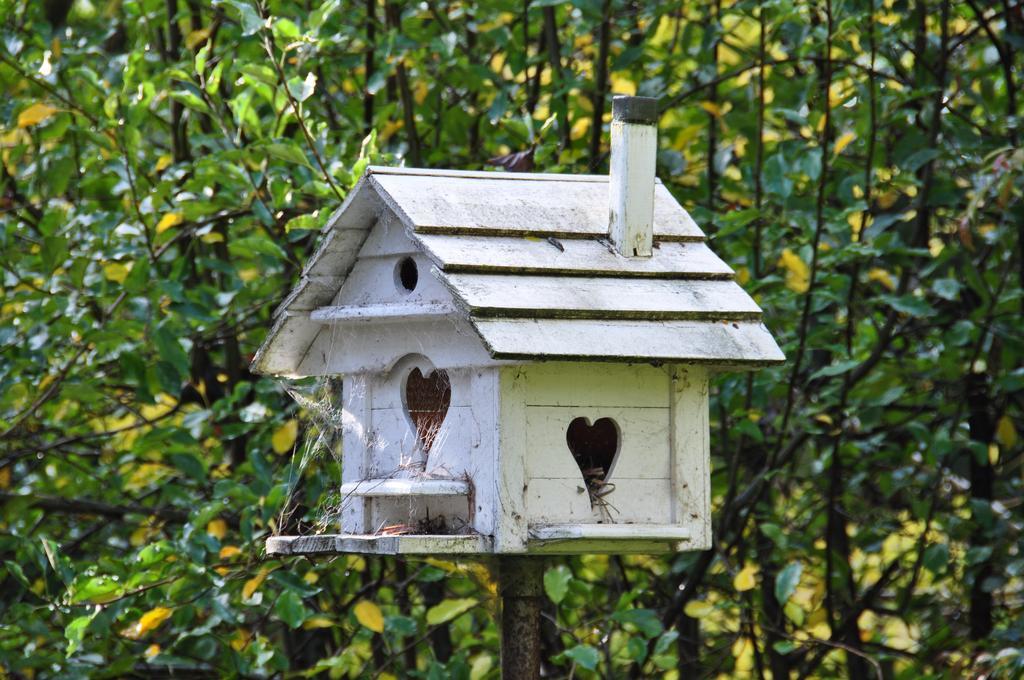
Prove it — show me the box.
[251,166,784,376]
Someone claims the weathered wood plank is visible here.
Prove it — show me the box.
[441,274,763,321]
[670,366,711,549]
[368,165,611,182]
[472,319,786,365]
[372,173,704,241]
[341,374,371,533]
[524,406,670,480]
[528,523,692,541]
[417,236,734,279]
[340,478,470,497]
[296,316,505,376]
[522,362,670,408]
[266,534,493,555]
[496,367,528,552]
[310,301,457,324]
[524,478,672,524]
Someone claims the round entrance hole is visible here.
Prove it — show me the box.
[396,257,418,293]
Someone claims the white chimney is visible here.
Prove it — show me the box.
[608,95,657,258]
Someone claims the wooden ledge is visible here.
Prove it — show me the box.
[340,478,470,498]
[526,524,692,554]
[266,533,491,556]
[310,302,457,324]
[529,524,692,541]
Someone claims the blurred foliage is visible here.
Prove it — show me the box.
[1,0,1023,677]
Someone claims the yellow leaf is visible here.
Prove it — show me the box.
[103,262,130,283]
[353,600,385,633]
[470,654,494,680]
[0,466,10,489]
[701,101,724,117]
[735,266,750,285]
[156,213,184,234]
[230,629,251,651]
[186,28,211,49]
[303,571,319,584]
[733,636,754,672]
[413,80,429,105]
[878,190,898,209]
[218,546,240,560]
[243,568,268,599]
[867,268,896,291]
[206,518,228,540]
[834,131,855,155]
[734,564,757,592]
[155,155,173,172]
[996,416,1017,449]
[777,248,810,293]
[17,102,59,127]
[610,74,637,97]
[137,607,173,635]
[144,644,160,659]
[200,231,225,244]
[302,616,335,630]
[988,443,999,466]
[683,600,712,618]
[272,419,299,454]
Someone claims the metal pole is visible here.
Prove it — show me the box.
[499,556,543,680]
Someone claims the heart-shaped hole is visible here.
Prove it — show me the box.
[404,367,451,454]
[566,417,620,496]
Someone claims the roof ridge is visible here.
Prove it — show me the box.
[366,165,665,184]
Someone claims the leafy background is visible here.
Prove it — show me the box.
[1,0,1022,677]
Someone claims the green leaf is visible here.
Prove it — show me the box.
[275,590,309,628]
[229,235,287,260]
[564,644,600,670]
[221,0,264,35]
[70,575,123,604]
[880,294,935,317]
[611,608,663,638]
[152,325,190,379]
[384,615,418,637]
[65,614,95,656]
[259,141,314,169]
[923,544,949,574]
[284,214,319,232]
[425,598,477,625]
[3,560,31,590]
[933,278,961,301]
[170,89,211,115]
[41,235,68,273]
[543,565,572,604]
[272,18,302,42]
[774,562,803,604]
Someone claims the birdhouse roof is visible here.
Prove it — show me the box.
[252,166,784,376]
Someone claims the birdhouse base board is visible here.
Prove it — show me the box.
[265,534,492,556]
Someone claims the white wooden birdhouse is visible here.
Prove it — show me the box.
[257,97,783,557]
